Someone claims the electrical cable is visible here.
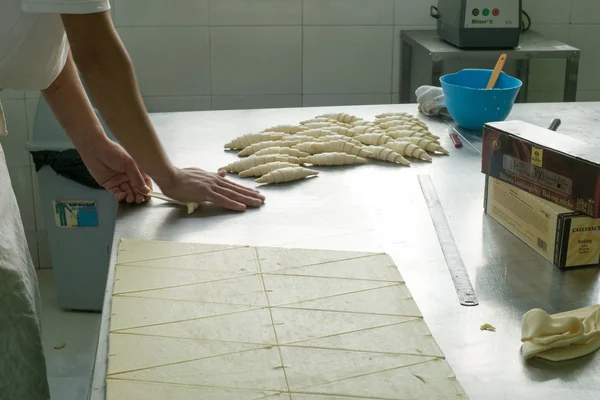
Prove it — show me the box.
[521,10,531,33]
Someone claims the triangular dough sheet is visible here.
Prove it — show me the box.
[288,319,443,357]
[109,297,255,331]
[262,274,393,306]
[119,246,259,273]
[106,380,282,400]
[110,347,287,391]
[284,284,421,316]
[107,333,263,375]
[113,264,249,294]
[269,253,402,282]
[117,239,242,264]
[120,274,267,306]
[279,346,434,390]
[119,307,276,345]
[290,395,376,400]
[271,307,415,345]
[301,358,467,399]
[257,246,374,273]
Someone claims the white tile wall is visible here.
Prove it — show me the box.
[210,27,302,95]
[303,26,393,94]
[3,0,600,270]
[304,0,394,25]
[113,0,209,27]
[118,27,211,96]
[210,0,302,26]
[303,94,391,107]
[143,96,211,113]
[212,95,302,110]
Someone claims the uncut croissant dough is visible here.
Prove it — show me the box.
[262,124,307,134]
[255,166,318,184]
[354,133,392,146]
[317,113,360,123]
[238,137,313,156]
[294,140,373,158]
[221,154,301,173]
[384,141,432,162]
[364,145,411,166]
[224,132,285,150]
[239,161,299,177]
[300,152,367,166]
[252,147,309,158]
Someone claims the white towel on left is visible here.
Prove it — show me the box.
[0,99,7,136]
[415,85,450,118]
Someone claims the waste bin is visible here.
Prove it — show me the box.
[25,96,117,311]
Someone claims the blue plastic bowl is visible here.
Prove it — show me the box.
[440,69,522,131]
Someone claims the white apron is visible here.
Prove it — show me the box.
[0,101,50,399]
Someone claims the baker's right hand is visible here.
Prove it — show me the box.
[156,167,265,211]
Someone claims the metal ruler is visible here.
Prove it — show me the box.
[418,175,479,306]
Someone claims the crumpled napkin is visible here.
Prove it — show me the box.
[521,305,600,361]
[415,85,450,118]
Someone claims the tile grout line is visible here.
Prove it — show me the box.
[255,247,292,397]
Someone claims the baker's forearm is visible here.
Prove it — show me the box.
[42,51,109,152]
[60,11,175,184]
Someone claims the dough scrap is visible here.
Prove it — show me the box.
[480,323,496,332]
[521,305,600,361]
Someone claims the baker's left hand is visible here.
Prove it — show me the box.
[79,138,153,203]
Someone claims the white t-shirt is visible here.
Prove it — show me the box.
[0,0,110,135]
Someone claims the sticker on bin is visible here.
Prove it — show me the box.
[53,200,99,228]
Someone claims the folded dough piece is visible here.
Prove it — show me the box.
[521,305,600,361]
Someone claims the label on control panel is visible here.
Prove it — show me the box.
[464,0,519,28]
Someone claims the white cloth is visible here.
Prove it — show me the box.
[415,85,450,118]
[0,143,50,400]
[0,0,110,91]
[0,1,109,398]
[0,98,7,136]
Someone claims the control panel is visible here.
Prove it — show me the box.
[464,0,520,29]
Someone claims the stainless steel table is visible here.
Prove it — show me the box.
[400,30,580,104]
[91,102,600,400]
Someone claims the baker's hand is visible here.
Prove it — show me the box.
[80,139,152,203]
[156,168,265,211]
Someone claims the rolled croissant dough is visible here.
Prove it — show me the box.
[521,305,600,361]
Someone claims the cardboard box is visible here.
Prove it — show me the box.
[485,176,600,269]
[481,120,600,218]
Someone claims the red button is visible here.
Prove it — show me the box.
[492,8,500,16]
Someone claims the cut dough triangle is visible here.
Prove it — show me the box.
[280,346,434,390]
[262,274,393,306]
[300,357,468,399]
[271,307,415,345]
[117,239,242,264]
[113,265,249,294]
[257,246,374,273]
[286,284,421,316]
[271,253,402,282]
[121,274,267,306]
[119,307,276,345]
[107,333,263,375]
[107,380,283,400]
[109,297,256,331]
[110,347,287,391]
[292,319,443,357]
[119,246,259,273]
